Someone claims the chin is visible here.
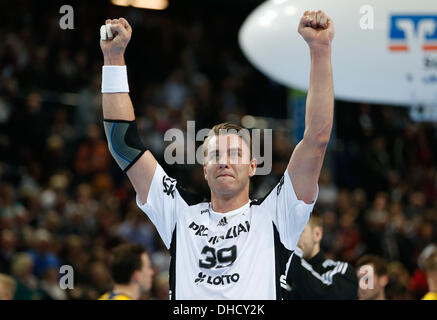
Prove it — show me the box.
[214,184,238,198]
[217,188,237,198]
[215,178,236,187]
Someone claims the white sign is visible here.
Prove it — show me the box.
[239,0,437,107]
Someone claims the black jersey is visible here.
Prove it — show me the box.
[283,248,358,300]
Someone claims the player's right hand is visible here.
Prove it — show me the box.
[100,18,132,60]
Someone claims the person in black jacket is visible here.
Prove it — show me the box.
[283,214,358,299]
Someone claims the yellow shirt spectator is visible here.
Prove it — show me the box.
[421,292,437,300]
[98,291,133,300]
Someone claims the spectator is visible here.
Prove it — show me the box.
[74,124,111,178]
[116,201,158,253]
[0,229,17,274]
[27,229,61,278]
[386,261,414,300]
[422,250,437,300]
[98,243,154,300]
[317,169,338,210]
[334,209,363,262]
[0,273,16,300]
[10,252,41,300]
[39,267,68,300]
[89,261,112,299]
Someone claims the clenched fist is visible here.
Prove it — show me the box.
[100,18,132,65]
[298,10,334,49]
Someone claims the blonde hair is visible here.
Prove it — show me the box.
[202,123,252,159]
[308,214,323,229]
[11,252,33,277]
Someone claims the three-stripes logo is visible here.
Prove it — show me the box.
[389,15,437,52]
[217,217,228,227]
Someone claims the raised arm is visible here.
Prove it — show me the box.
[100,18,156,204]
[288,11,335,204]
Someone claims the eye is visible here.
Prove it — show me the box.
[208,151,219,161]
[230,150,239,158]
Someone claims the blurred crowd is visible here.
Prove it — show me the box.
[0,0,436,300]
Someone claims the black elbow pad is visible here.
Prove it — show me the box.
[103,119,146,172]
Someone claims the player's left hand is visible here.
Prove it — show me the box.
[298,10,334,49]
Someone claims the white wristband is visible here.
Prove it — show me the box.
[101,65,129,93]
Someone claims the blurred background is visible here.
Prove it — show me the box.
[0,0,436,299]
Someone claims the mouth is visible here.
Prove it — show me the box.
[217,174,234,179]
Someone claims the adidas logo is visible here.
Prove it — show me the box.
[217,217,228,226]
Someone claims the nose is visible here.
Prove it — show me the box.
[219,163,230,169]
[218,152,230,168]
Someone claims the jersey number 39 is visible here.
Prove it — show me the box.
[199,245,237,269]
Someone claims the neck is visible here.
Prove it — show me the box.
[309,246,320,260]
[211,186,250,213]
[113,283,139,300]
[375,290,386,300]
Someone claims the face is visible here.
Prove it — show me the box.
[357,264,387,300]
[135,253,154,293]
[0,280,13,300]
[297,223,321,260]
[203,134,256,199]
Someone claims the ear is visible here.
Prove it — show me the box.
[203,164,208,180]
[131,270,140,283]
[313,226,323,243]
[379,274,389,287]
[249,158,257,177]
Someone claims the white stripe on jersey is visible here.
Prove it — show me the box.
[300,259,348,286]
[341,262,349,274]
[300,259,332,285]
